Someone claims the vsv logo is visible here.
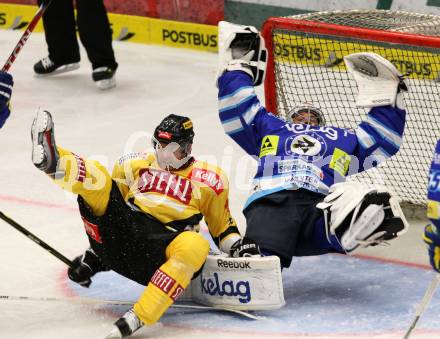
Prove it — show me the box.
[200,272,251,303]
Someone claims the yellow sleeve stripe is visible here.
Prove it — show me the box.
[435,247,440,271]
[423,233,434,245]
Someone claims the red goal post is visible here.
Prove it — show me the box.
[261,10,440,209]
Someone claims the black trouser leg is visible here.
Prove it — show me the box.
[38,0,80,64]
[76,0,118,70]
[243,190,328,268]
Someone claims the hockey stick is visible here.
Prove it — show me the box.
[0,214,261,320]
[0,211,74,267]
[0,294,261,320]
[2,0,53,72]
[403,274,440,339]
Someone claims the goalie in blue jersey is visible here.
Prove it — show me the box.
[425,140,440,273]
[216,22,410,268]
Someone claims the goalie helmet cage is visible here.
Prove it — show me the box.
[261,10,440,212]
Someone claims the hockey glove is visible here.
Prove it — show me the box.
[218,21,267,86]
[68,248,109,287]
[423,224,440,273]
[230,237,261,258]
[106,308,143,339]
[0,71,13,128]
[343,52,407,108]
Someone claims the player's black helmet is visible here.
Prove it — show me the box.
[153,114,195,145]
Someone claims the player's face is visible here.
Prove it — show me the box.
[154,139,192,170]
[157,141,190,160]
[291,110,320,126]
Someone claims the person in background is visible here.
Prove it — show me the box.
[34,0,118,90]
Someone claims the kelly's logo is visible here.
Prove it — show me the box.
[191,168,224,194]
[200,272,251,303]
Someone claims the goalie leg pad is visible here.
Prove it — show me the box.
[187,255,285,310]
[341,202,385,251]
[317,182,409,253]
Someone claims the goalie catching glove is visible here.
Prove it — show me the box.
[217,21,267,86]
[343,52,408,108]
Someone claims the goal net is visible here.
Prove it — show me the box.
[261,10,440,209]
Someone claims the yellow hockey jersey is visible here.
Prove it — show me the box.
[111,152,240,252]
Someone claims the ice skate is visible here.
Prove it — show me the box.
[34,56,80,76]
[106,309,143,338]
[31,109,59,177]
[92,66,116,90]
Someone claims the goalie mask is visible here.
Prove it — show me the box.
[152,114,194,170]
[287,103,325,126]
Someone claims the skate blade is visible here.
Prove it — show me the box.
[105,326,122,339]
[95,77,116,90]
[34,62,80,77]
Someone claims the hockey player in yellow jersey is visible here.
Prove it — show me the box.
[31,109,260,338]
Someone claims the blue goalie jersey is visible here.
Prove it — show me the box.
[428,139,440,228]
[218,71,406,208]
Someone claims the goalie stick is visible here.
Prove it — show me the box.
[0,295,262,320]
[2,0,53,72]
[403,274,440,339]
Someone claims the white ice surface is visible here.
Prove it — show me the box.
[0,29,438,339]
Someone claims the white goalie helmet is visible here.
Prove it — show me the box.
[287,102,326,126]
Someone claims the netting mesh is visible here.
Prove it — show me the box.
[267,10,440,206]
[292,9,440,35]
